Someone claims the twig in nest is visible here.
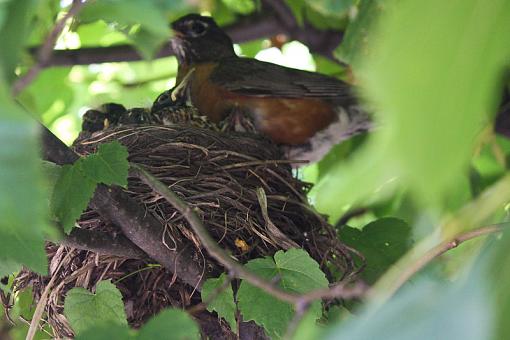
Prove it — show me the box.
[26,252,71,340]
[40,123,205,288]
[131,163,367,307]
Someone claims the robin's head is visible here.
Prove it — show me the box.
[171,14,235,64]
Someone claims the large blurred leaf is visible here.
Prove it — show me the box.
[0,0,35,83]
[326,273,491,340]
[335,0,384,66]
[0,82,48,274]
[64,280,127,335]
[341,217,412,283]
[487,231,510,339]
[237,249,328,338]
[315,0,510,215]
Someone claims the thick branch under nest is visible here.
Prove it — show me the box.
[11,107,361,338]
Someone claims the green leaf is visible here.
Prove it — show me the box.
[304,0,355,19]
[487,230,510,339]
[79,0,171,59]
[41,160,62,201]
[0,259,20,281]
[0,0,35,82]
[64,280,127,335]
[335,0,384,66]
[75,308,200,340]
[0,87,48,274]
[315,0,510,212]
[51,162,96,234]
[237,249,328,338]
[221,0,256,15]
[340,218,412,284]
[50,141,128,233]
[137,308,200,340]
[80,141,129,187]
[201,274,236,330]
[327,275,491,340]
[285,0,306,25]
[75,324,132,340]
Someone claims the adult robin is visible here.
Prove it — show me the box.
[170,14,371,163]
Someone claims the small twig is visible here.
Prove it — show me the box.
[25,8,344,69]
[26,252,70,340]
[283,302,311,340]
[132,164,366,307]
[39,124,207,288]
[379,224,505,298]
[12,0,85,95]
[369,175,510,308]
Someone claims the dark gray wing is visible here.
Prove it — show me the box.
[210,57,355,103]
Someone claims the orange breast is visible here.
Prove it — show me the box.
[187,63,336,145]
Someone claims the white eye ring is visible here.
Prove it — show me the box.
[186,20,208,37]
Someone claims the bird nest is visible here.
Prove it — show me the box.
[9,104,360,338]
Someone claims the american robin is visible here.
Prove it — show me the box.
[171,14,371,162]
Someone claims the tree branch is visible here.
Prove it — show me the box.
[40,126,207,289]
[61,228,147,259]
[132,164,366,307]
[27,10,343,68]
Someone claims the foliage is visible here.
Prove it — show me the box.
[64,280,127,335]
[75,308,200,340]
[341,217,412,284]
[201,273,237,330]
[237,249,328,338]
[1,0,510,339]
[51,140,129,233]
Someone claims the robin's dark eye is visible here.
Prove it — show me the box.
[189,21,207,36]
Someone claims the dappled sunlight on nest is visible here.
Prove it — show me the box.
[13,107,362,338]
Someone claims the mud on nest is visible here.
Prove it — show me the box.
[10,106,361,338]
